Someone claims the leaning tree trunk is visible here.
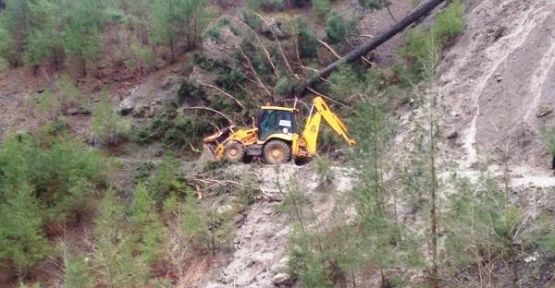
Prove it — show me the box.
[294,0,447,97]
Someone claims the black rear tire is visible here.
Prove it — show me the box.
[224,141,245,162]
[263,140,291,164]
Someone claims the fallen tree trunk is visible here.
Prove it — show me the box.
[294,0,447,97]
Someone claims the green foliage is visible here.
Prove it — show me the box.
[150,154,187,203]
[0,0,210,70]
[150,0,211,60]
[132,105,216,152]
[432,0,465,44]
[295,17,318,59]
[26,90,63,121]
[445,176,555,270]
[92,190,148,287]
[0,0,32,66]
[314,156,334,184]
[91,95,131,145]
[0,183,50,272]
[63,0,104,74]
[273,77,294,97]
[176,80,207,105]
[325,12,357,45]
[261,0,285,11]
[312,0,331,19]
[401,1,465,79]
[358,0,387,10]
[125,40,155,71]
[245,0,261,11]
[544,126,555,155]
[240,9,263,31]
[163,194,209,249]
[284,178,334,287]
[63,251,93,288]
[328,66,365,101]
[131,183,166,265]
[0,134,106,224]
[25,75,82,121]
[237,173,258,208]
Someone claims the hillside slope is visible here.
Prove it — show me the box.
[440,0,555,170]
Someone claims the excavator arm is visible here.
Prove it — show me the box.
[300,96,356,156]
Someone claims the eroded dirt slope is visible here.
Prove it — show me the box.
[440,0,555,170]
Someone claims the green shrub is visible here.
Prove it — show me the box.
[126,41,155,71]
[314,156,334,184]
[0,183,50,273]
[150,154,187,203]
[273,77,294,97]
[132,105,216,152]
[400,27,432,79]
[176,80,207,106]
[325,12,356,45]
[63,251,93,288]
[163,194,209,249]
[261,0,285,11]
[26,90,63,121]
[245,0,261,11]
[91,95,131,145]
[24,75,82,121]
[295,17,318,59]
[313,0,331,19]
[37,118,69,145]
[358,0,386,10]
[0,134,106,224]
[0,58,8,72]
[400,1,465,79]
[92,190,148,287]
[432,0,465,44]
[237,174,258,208]
[240,9,263,31]
[545,127,555,155]
[131,183,166,265]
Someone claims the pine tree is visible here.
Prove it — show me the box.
[0,0,32,66]
[24,0,66,68]
[294,17,318,59]
[150,0,210,62]
[63,250,93,288]
[92,190,147,287]
[131,183,165,265]
[63,0,104,76]
[0,183,50,274]
[91,95,130,146]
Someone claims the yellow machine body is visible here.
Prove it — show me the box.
[202,96,356,164]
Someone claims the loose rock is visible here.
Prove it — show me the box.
[118,97,135,115]
[272,273,293,286]
[536,105,553,118]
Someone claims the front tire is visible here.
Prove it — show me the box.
[224,141,245,162]
[263,140,291,164]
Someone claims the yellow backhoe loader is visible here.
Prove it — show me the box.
[202,96,356,164]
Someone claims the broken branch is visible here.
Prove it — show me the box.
[199,82,246,110]
[239,46,276,102]
[180,106,234,124]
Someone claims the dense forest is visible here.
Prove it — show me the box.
[1,0,554,287]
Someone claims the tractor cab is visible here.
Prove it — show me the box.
[256,106,297,142]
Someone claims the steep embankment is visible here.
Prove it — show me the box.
[203,1,555,286]
[199,164,353,288]
[440,0,555,172]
